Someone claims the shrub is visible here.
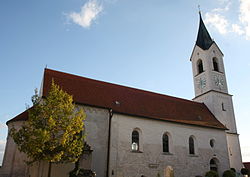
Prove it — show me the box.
[205,170,219,177]
[230,168,236,172]
[222,170,235,177]
[241,168,249,175]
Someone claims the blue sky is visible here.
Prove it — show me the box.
[0,0,250,165]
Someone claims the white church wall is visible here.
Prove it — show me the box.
[194,92,237,133]
[109,113,230,177]
[82,105,110,177]
[0,105,110,177]
[226,133,243,172]
[191,44,228,97]
[29,161,75,177]
[0,121,29,177]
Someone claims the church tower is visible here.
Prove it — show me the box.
[190,13,243,171]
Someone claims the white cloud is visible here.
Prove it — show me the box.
[0,140,6,151]
[68,0,103,28]
[204,0,250,39]
[232,24,245,35]
[218,0,230,4]
[239,0,250,39]
[0,120,7,165]
[0,121,7,138]
[205,12,229,34]
[0,140,6,166]
[241,146,250,162]
[212,2,231,13]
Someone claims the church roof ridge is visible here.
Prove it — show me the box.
[196,12,214,50]
[7,68,226,130]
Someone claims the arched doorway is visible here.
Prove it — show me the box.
[210,158,219,172]
[164,166,174,177]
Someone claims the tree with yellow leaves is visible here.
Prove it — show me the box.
[10,81,85,177]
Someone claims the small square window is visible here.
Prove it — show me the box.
[222,103,226,111]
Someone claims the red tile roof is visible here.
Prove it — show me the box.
[7,108,29,124]
[7,68,226,130]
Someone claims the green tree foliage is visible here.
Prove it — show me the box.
[230,168,236,172]
[241,168,249,175]
[223,170,236,177]
[10,81,85,177]
[205,170,219,177]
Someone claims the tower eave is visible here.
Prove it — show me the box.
[190,42,224,61]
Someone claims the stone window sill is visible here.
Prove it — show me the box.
[212,70,223,74]
[131,150,143,153]
[162,152,173,155]
[195,71,205,77]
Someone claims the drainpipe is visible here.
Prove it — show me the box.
[106,109,113,177]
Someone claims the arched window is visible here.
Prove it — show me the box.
[163,133,169,153]
[189,136,195,154]
[210,139,215,148]
[132,130,139,151]
[213,58,219,72]
[210,158,218,172]
[197,59,204,74]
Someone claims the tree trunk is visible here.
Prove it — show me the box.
[48,161,52,177]
[75,159,79,171]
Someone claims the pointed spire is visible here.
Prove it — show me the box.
[196,12,214,50]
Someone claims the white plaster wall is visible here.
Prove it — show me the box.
[28,148,93,177]
[193,93,243,173]
[28,161,74,177]
[194,92,237,133]
[226,133,243,172]
[83,105,110,177]
[191,44,228,97]
[0,121,29,177]
[109,113,230,177]
[0,105,110,177]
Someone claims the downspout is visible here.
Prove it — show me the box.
[106,109,113,177]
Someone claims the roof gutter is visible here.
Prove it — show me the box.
[106,108,113,177]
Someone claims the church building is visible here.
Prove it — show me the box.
[0,13,243,177]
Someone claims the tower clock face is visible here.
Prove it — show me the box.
[197,77,206,90]
[214,75,224,89]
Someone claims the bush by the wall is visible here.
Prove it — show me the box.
[241,168,249,175]
[222,170,235,177]
[230,168,236,172]
[205,170,219,177]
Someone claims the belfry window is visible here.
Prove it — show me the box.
[197,59,204,74]
[132,130,139,151]
[163,133,169,153]
[189,136,195,155]
[213,58,219,72]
